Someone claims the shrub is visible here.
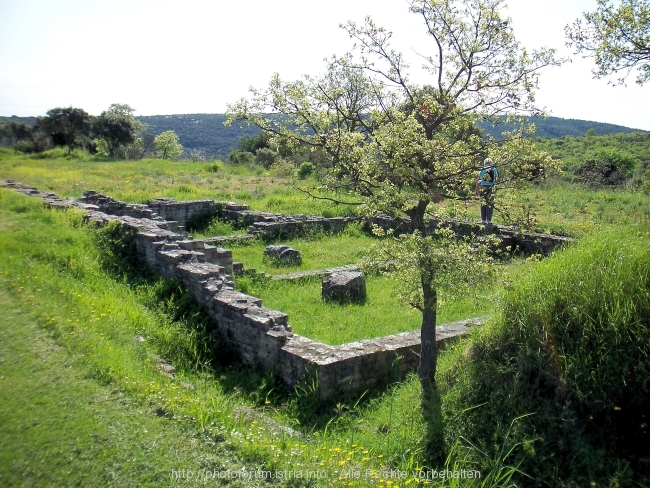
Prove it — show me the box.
[269,159,295,178]
[228,150,255,166]
[297,161,315,179]
[254,147,278,168]
[574,148,639,186]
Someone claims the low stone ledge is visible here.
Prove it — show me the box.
[148,197,220,227]
[279,317,484,399]
[203,234,257,246]
[271,264,360,281]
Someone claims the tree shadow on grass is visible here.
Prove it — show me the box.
[421,385,446,467]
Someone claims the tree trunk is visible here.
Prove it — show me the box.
[418,279,437,390]
[407,199,429,234]
[406,199,439,391]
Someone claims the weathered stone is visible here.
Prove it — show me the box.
[322,271,366,302]
[148,197,219,227]
[263,245,302,266]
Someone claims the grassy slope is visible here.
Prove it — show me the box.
[0,291,261,488]
[0,188,443,487]
[438,229,650,486]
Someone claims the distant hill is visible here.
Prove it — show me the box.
[137,114,646,157]
[2,113,645,158]
[0,116,38,126]
[477,116,644,139]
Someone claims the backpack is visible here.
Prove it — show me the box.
[482,167,495,184]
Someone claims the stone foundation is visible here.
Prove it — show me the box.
[1,180,574,400]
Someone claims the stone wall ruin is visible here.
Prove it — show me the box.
[1,180,575,400]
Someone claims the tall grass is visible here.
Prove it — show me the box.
[438,227,650,486]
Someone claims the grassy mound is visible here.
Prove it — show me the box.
[439,229,650,486]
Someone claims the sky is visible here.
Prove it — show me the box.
[0,0,648,130]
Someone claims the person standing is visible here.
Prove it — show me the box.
[477,158,498,224]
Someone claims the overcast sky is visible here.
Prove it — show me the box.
[1,0,648,130]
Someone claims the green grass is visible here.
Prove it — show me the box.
[3,147,650,239]
[226,224,373,274]
[437,227,650,486]
[0,290,259,488]
[0,148,355,217]
[0,188,470,487]
[237,274,490,345]
[218,223,503,344]
[2,147,648,486]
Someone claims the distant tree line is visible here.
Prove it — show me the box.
[2,111,646,184]
[0,105,183,160]
[132,113,645,161]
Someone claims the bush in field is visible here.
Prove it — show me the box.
[440,230,650,485]
[268,158,295,178]
[297,161,315,179]
[228,150,255,166]
[254,147,278,168]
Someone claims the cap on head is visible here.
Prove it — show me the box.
[483,157,493,167]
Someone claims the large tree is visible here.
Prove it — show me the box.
[566,0,650,85]
[227,0,561,394]
[93,104,145,158]
[38,107,92,154]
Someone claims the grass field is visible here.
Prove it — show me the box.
[236,272,498,345]
[0,147,356,217]
[0,290,262,488]
[0,188,436,487]
[3,147,650,238]
[1,146,648,486]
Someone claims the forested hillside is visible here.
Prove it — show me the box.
[135,114,260,158]
[2,113,645,159]
[478,116,644,139]
[136,114,644,157]
[0,116,37,126]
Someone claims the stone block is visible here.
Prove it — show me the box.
[263,245,302,266]
[232,262,244,276]
[322,271,366,302]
